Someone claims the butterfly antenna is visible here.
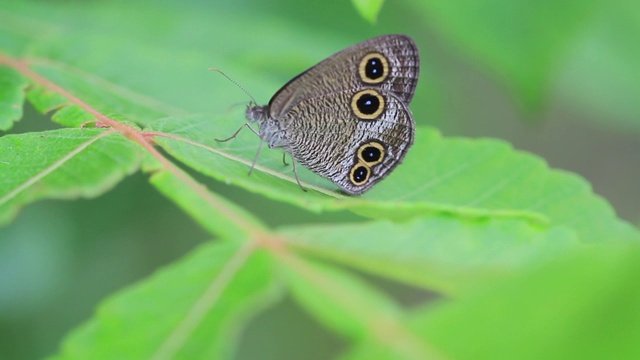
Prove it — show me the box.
[208,67,257,105]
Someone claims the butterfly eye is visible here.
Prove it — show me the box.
[359,52,389,84]
[357,141,385,166]
[350,164,371,185]
[351,89,385,120]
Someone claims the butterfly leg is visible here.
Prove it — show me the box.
[247,139,265,176]
[216,123,259,142]
[290,159,307,192]
[271,148,305,191]
[282,152,289,166]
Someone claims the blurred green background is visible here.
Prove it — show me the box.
[1,0,638,358]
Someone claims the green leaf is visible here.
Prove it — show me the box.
[284,257,400,340]
[341,337,444,360]
[23,62,179,128]
[0,66,28,131]
[351,0,385,23]
[144,163,268,239]
[408,0,600,107]
[0,129,141,226]
[411,243,640,360]
[54,241,282,360]
[149,116,638,243]
[281,255,441,359]
[282,217,578,295]
[25,84,69,115]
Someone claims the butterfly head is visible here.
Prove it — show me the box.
[246,103,269,124]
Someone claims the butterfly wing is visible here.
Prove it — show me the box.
[267,34,419,194]
[280,90,414,194]
[268,35,419,118]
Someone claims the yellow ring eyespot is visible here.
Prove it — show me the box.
[351,89,385,120]
[357,141,385,166]
[349,162,371,185]
[358,52,389,84]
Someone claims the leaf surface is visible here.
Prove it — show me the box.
[54,241,282,360]
[0,129,141,225]
[0,66,28,131]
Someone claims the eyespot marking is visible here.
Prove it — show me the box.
[358,52,389,84]
[349,163,370,185]
[357,141,385,166]
[351,89,385,120]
